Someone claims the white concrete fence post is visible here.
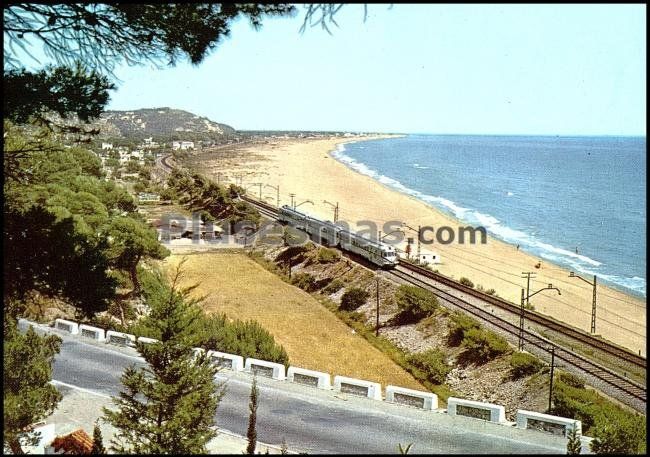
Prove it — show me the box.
[446,397,507,423]
[287,367,332,389]
[55,319,79,335]
[385,385,438,410]
[244,358,286,380]
[333,376,382,400]
[78,324,106,342]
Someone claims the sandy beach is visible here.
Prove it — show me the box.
[187,135,646,356]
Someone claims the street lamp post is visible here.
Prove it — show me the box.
[519,284,561,350]
[569,272,598,334]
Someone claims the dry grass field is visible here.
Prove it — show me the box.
[163,251,425,391]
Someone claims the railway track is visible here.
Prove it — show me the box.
[160,159,647,411]
[399,261,646,370]
[389,266,646,409]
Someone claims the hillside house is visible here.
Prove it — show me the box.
[172,140,194,151]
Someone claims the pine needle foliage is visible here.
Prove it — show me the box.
[102,260,224,454]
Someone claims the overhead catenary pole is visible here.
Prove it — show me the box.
[290,193,296,210]
[376,277,380,337]
[417,225,421,262]
[521,272,536,309]
[519,288,525,351]
[591,275,597,334]
[265,184,280,207]
[548,346,556,411]
[323,200,339,222]
[569,272,598,334]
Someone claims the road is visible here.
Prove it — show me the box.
[44,326,569,454]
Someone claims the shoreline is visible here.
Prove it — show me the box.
[331,137,646,301]
[187,134,646,355]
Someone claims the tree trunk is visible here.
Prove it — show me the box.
[130,256,141,296]
[9,437,24,454]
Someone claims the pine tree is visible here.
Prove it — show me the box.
[246,375,259,455]
[3,318,62,454]
[566,423,581,455]
[102,261,224,453]
[91,421,106,454]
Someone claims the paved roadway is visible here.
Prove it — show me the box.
[41,325,569,454]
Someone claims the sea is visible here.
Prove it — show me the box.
[332,134,647,298]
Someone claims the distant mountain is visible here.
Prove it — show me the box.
[94,107,236,141]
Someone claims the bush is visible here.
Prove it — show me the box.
[558,371,585,389]
[590,410,646,454]
[188,314,289,366]
[509,351,544,379]
[340,287,370,311]
[447,312,481,346]
[485,288,497,296]
[291,272,318,292]
[316,247,340,264]
[407,349,451,384]
[459,277,474,288]
[322,279,345,295]
[394,285,439,322]
[461,327,510,362]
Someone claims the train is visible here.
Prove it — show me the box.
[277,205,397,268]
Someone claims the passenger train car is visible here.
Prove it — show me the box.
[278,205,397,268]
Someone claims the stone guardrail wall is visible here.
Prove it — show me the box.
[27,318,584,438]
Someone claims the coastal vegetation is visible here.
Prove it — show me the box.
[102,261,223,454]
[340,287,371,311]
[3,319,62,454]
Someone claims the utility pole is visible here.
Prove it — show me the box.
[548,346,556,411]
[376,277,380,336]
[519,288,525,351]
[417,225,421,262]
[290,193,296,210]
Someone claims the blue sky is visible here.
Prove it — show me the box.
[16,4,650,135]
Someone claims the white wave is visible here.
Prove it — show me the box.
[507,191,514,196]
[330,146,645,296]
[413,163,430,169]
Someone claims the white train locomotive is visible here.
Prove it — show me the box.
[278,205,397,268]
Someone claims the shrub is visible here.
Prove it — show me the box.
[291,272,318,292]
[322,279,345,295]
[558,371,585,389]
[459,277,474,288]
[340,287,370,311]
[407,349,451,384]
[394,285,439,323]
[188,314,289,366]
[509,351,544,379]
[447,312,481,346]
[316,247,340,264]
[590,410,646,455]
[485,288,497,296]
[461,327,510,362]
